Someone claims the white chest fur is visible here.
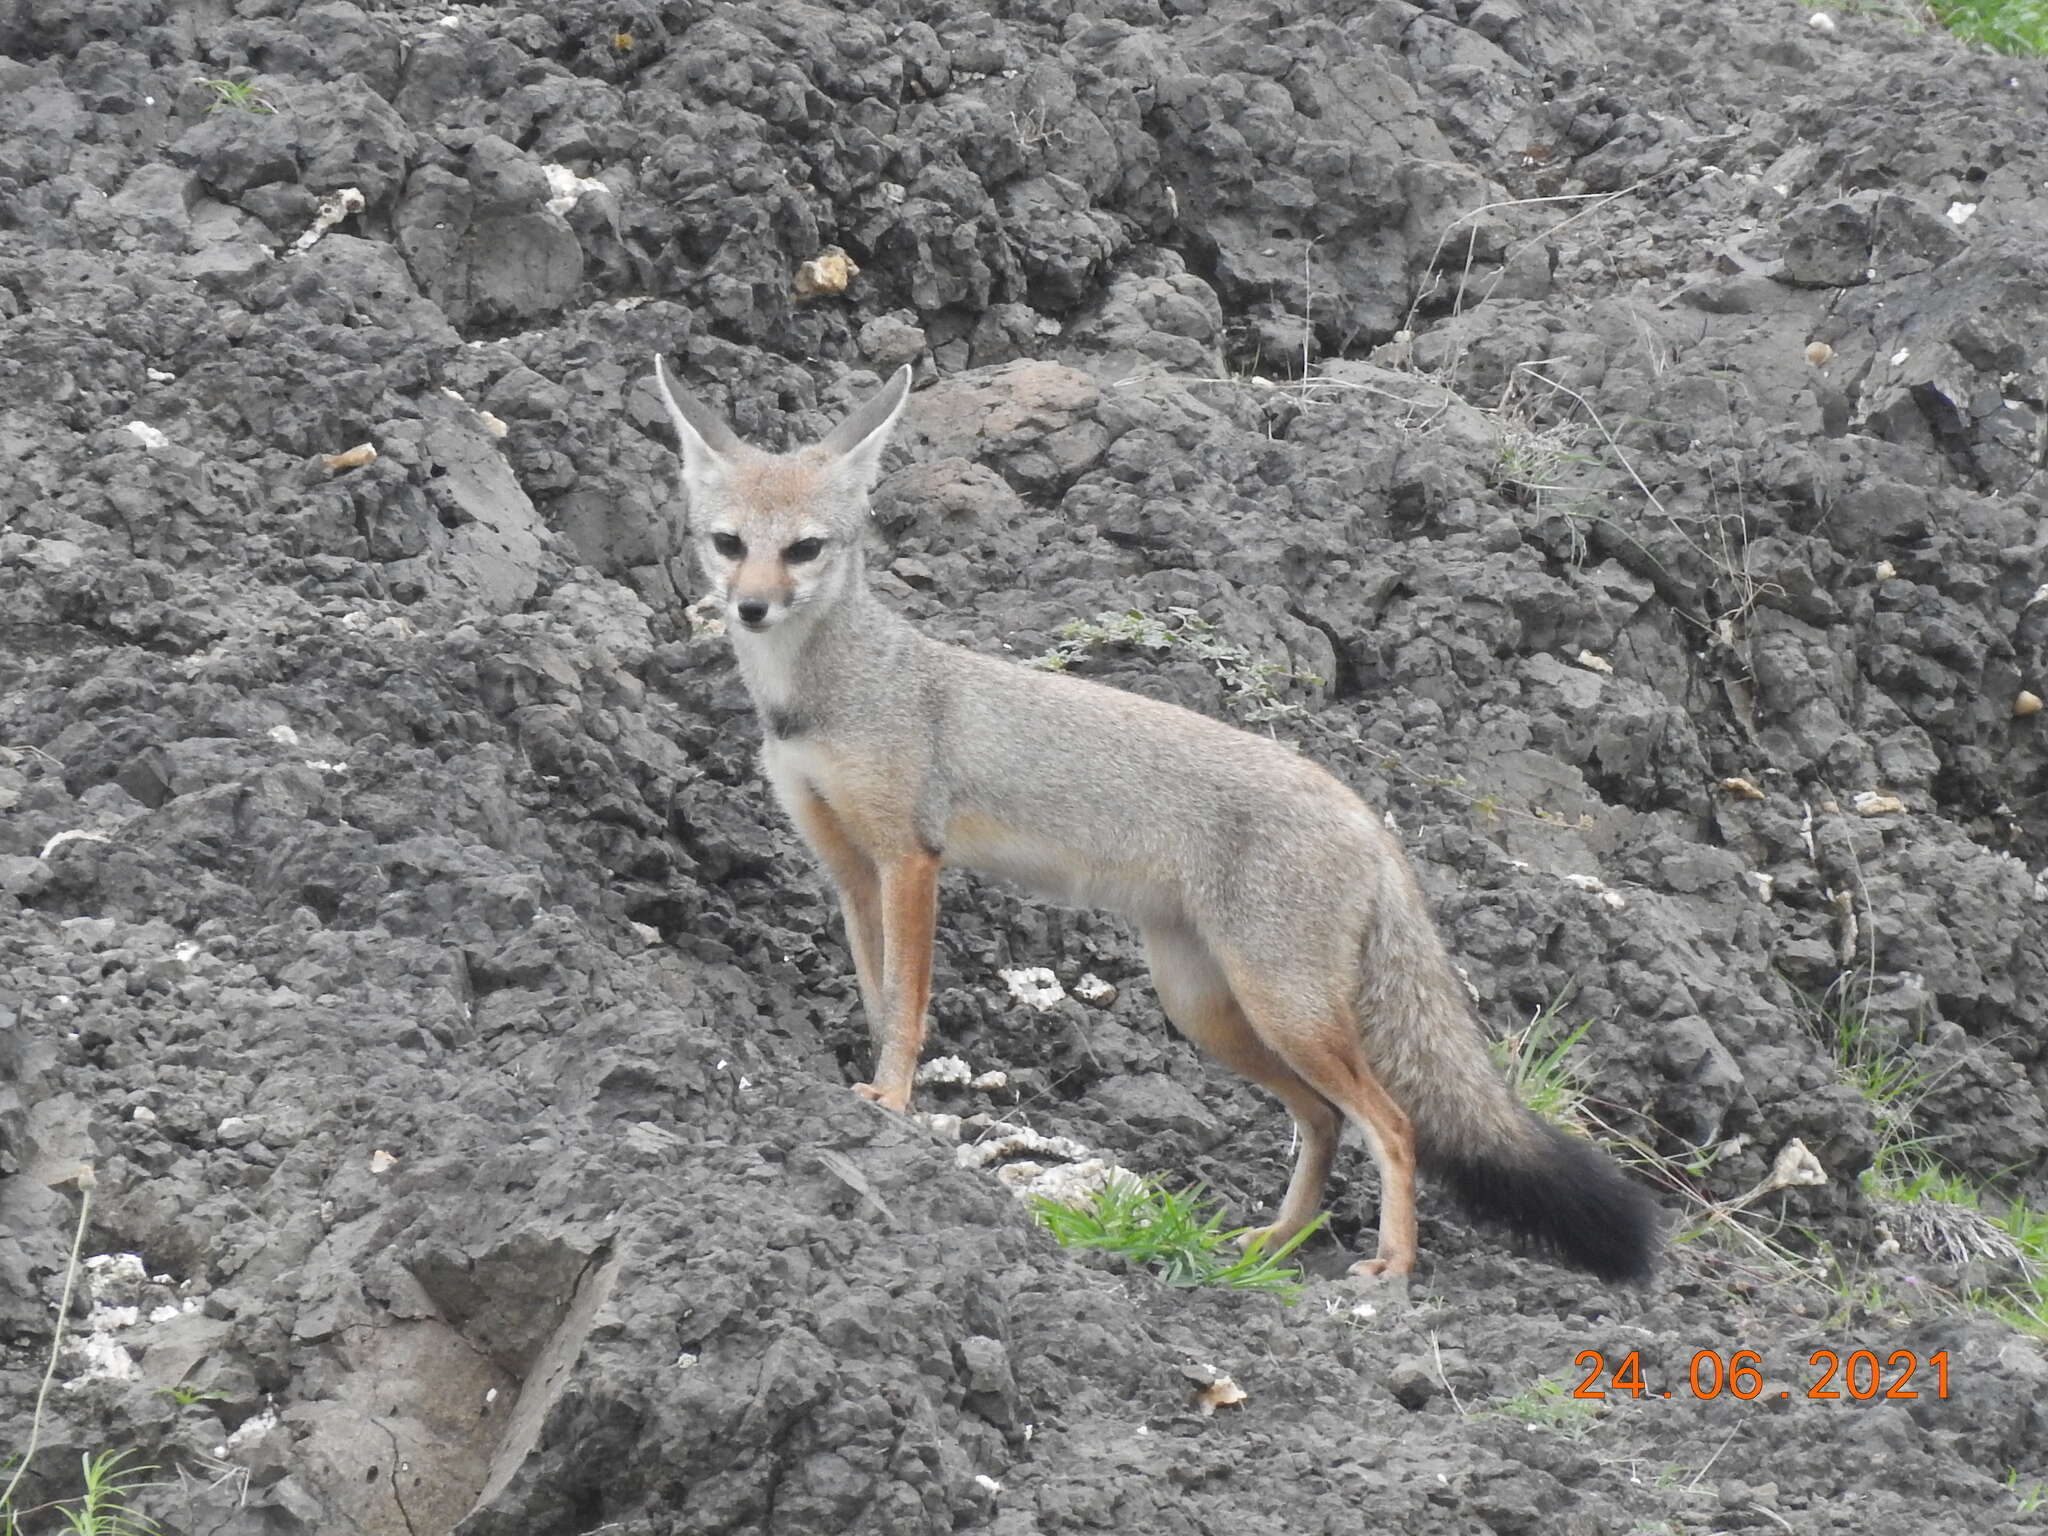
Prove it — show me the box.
[730,625,801,714]
[759,735,835,816]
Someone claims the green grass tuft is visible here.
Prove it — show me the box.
[1793,977,2048,1339]
[153,1385,225,1409]
[1493,996,1595,1129]
[1796,0,2048,52]
[2008,1469,2048,1514]
[1,1449,164,1536]
[1929,0,2048,52]
[199,79,273,113]
[1859,1155,2048,1339]
[1488,1377,1605,1440]
[1031,1175,1327,1301]
[1803,980,1934,1150]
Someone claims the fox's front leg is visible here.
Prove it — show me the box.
[787,791,886,1038]
[853,849,941,1112]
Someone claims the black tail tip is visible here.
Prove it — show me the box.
[1436,1121,1660,1285]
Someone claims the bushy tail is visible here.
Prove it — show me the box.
[1356,865,1659,1284]
[1429,1115,1659,1284]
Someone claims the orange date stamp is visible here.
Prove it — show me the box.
[1574,1348,1952,1401]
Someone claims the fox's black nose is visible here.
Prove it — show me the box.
[736,599,769,626]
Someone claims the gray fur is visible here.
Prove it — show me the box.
[647,363,1658,1283]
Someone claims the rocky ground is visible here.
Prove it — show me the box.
[3,0,2046,1530]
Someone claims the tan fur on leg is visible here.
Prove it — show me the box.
[1222,978,1419,1278]
[788,790,885,1034]
[1146,924,1344,1249]
[854,850,941,1111]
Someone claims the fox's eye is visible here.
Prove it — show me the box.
[784,537,824,564]
[709,532,744,559]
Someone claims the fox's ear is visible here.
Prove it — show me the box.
[819,365,911,493]
[652,354,740,498]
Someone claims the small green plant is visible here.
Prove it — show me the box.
[1796,0,2047,53]
[1797,979,1935,1166]
[1823,1273,1919,1335]
[1862,1156,2048,1339]
[153,1385,225,1409]
[1493,995,1595,1129]
[1929,0,2048,53]
[2007,1468,2047,1514]
[1488,1376,1605,1440]
[1782,978,2048,1335]
[1030,608,1321,722]
[1,1450,164,1536]
[1799,984,1932,1157]
[1487,409,1602,564]
[1031,1176,1326,1301]
[199,79,274,113]
[1490,417,1594,501]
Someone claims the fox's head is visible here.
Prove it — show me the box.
[651,357,911,636]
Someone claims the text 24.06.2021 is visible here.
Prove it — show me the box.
[1573,1349,1952,1401]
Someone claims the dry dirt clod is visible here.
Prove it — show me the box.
[322,443,377,473]
[794,245,859,299]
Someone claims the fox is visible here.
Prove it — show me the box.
[648,356,1659,1284]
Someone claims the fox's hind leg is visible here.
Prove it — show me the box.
[1144,923,1342,1249]
[1219,968,1419,1279]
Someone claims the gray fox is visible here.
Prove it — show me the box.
[649,356,1657,1283]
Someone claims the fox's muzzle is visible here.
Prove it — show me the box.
[729,558,790,631]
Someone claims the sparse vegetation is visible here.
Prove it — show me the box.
[1031,1176,1327,1301]
[1488,1376,1605,1440]
[2,1176,169,1534]
[0,1450,163,1536]
[3,1179,102,1534]
[1930,0,2048,51]
[199,79,273,113]
[1864,1158,2048,1338]
[1493,995,1596,1130]
[1799,0,2048,52]
[2007,1469,2047,1514]
[1008,104,1070,153]
[152,1386,225,1410]
[1030,607,1322,722]
[1784,978,2048,1338]
[1488,413,1600,564]
[1797,978,1937,1166]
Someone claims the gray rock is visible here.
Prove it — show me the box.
[1779,191,1966,288]
[3,0,2046,1531]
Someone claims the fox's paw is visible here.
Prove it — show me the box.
[1347,1254,1414,1283]
[852,1081,911,1113]
[1234,1223,1296,1255]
